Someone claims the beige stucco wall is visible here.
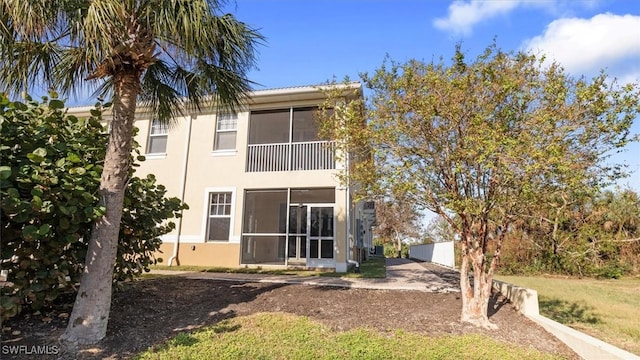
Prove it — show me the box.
[158,243,241,268]
[132,93,352,269]
[70,84,362,270]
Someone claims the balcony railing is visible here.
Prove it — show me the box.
[247,141,336,172]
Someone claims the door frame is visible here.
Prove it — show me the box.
[285,203,335,265]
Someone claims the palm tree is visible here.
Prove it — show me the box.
[1,0,263,345]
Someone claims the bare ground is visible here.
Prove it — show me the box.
[1,275,579,359]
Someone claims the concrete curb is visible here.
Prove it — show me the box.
[531,314,640,360]
[493,279,639,360]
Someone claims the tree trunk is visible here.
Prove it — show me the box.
[395,231,402,258]
[459,237,496,329]
[60,72,139,345]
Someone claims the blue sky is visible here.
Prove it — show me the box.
[225,0,639,191]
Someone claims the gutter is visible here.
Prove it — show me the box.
[168,114,193,266]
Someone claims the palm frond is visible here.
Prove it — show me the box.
[0,40,62,96]
[3,0,263,120]
[151,0,264,112]
[54,47,102,100]
[138,60,182,124]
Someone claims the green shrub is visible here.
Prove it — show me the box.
[0,95,187,319]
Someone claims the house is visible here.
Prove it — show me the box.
[72,82,374,272]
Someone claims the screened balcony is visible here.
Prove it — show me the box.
[245,107,336,172]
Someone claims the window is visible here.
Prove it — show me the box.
[207,192,232,241]
[148,119,168,154]
[214,113,237,151]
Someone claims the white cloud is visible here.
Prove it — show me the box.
[433,0,522,35]
[433,0,604,36]
[523,13,640,78]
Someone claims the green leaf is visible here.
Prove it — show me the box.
[58,205,71,216]
[33,147,47,157]
[49,99,65,110]
[13,212,30,223]
[67,153,81,163]
[37,224,51,236]
[73,167,86,175]
[22,225,38,240]
[0,166,11,180]
[27,153,44,163]
[31,195,42,210]
[59,217,70,230]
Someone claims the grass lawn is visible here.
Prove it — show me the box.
[496,275,640,355]
[149,256,387,279]
[134,312,561,360]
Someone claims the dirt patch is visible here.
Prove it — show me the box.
[1,277,578,359]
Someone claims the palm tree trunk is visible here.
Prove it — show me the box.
[60,71,140,345]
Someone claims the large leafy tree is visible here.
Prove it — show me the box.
[321,45,639,328]
[1,0,263,344]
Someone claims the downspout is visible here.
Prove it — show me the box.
[168,114,193,266]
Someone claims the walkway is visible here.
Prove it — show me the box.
[151,258,460,293]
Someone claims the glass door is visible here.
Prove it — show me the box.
[288,205,307,263]
[309,206,334,259]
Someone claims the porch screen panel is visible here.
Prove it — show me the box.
[292,107,319,142]
[243,190,287,233]
[290,188,335,204]
[249,109,290,144]
[241,236,286,265]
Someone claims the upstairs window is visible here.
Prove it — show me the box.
[147,119,168,154]
[214,113,238,151]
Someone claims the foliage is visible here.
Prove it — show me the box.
[424,216,457,243]
[115,175,186,284]
[498,275,640,355]
[374,193,423,256]
[0,95,186,320]
[135,312,561,360]
[379,242,409,258]
[1,0,262,343]
[320,44,640,327]
[0,0,264,118]
[498,188,640,277]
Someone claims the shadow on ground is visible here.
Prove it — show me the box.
[539,297,601,325]
[1,277,286,360]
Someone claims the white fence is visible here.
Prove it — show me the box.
[409,241,455,268]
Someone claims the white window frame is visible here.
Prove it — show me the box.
[212,112,238,155]
[147,119,168,156]
[201,187,237,243]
